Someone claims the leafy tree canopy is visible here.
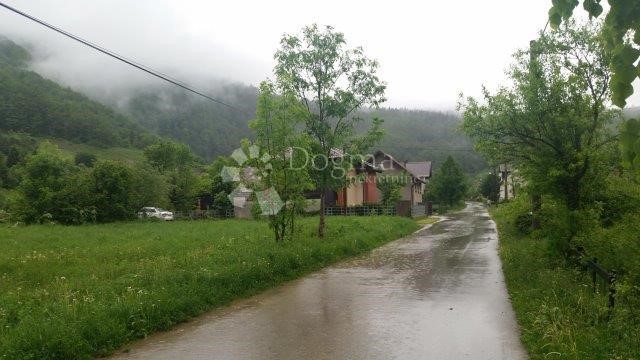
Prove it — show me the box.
[429,156,468,206]
[549,0,640,107]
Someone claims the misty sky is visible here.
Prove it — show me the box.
[1,0,638,110]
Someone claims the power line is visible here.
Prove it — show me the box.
[381,144,478,153]
[0,1,244,113]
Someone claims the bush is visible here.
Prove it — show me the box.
[74,152,97,167]
[593,175,640,227]
[0,209,10,223]
[575,214,640,320]
[491,199,640,358]
[479,173,501,203]
[514,212,532,234]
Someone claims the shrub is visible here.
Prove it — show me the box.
[514,212,532,234]
[74,152,97,167]
[575,214,640,321]
[593,175,640,227]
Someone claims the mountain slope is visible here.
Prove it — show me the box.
[122,84,257,160]
[364,108,486,173]
[1,36,485,173]
[0,37,155,148]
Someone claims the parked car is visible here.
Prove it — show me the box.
[137,207,174,221]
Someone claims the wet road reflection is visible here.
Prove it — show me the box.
[113,202,527,360]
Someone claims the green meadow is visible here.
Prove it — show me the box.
[0,216,418,359]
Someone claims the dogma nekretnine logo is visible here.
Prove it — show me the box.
[219,145,284,216]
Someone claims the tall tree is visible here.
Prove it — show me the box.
[13,142,75,223]
[249,81,313,242]
[549,1,640,185]
[479,173,501,203]
[549,0,640,108]
[144,140,198,211]
[274,24,386,237]
[429,156,468,206]
[461,21,615,213]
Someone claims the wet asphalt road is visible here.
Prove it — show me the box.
[113,202,527,360]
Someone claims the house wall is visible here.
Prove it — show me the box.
[412,184,423,205]
[363,172,378,203]
[346,183,364,206]
[374,166,415,204]
[337,169,365,207]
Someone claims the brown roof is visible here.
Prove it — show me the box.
[372,150,427,184]
[405,162,432,179]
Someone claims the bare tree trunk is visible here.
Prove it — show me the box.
[503,172,509,201]
[531,193,542,230]
[318,190,326,238]
[511,177,516,197]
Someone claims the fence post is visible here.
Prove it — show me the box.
[591,258,598,293]
[608,271,616,309]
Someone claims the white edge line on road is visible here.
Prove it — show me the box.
[414,216,447,234]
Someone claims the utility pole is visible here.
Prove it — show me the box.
[501,164,509,201]
[529,40,542,229]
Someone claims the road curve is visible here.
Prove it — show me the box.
[113,202,527,360]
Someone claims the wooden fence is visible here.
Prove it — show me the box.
[324,205,397,216]
[568,246,617,314]
[173,209,235,220]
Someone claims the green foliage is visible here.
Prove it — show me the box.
[0,37,31,67]
[0,153,7,187]
[12,142,77,224]
[620,118,640,178]
[491,200,640,359]
[124,84,257,161]
[89,161,135,222]
[576,214,640,319]
[0,217,417,359]
[129,162,170,211]
[167,168,198,212]
[428,156,468,206]
[74,152,97,167]
[0,132,38,168]
[376,176,403,207]
[143,140,198,211]
[514,212,533,235]
[274,24,386,236]
[212,190,232,214]
[549,0,640,107]
[461,21,614,212]
[143,140,195,173]
[0,39,154,148]
[479,173,501,203]
[249,81,313,241]
[361,108,486,174]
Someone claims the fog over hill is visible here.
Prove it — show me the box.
[0,35,486,173]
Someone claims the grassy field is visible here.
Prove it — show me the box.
[491,201,640,359]
[0,216,418,359]
[50,138,145,164]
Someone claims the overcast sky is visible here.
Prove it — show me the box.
[1,0,637,110]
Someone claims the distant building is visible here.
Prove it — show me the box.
[498,164,515,201]
[371,150,430,206]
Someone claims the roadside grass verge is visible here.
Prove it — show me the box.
[0,216,418,359]
[414,216,438,227]
[491,200,640,359]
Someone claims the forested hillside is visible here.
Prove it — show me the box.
[122,84,257,160]
[362,109,486,173]
[0,37,154,148]
[121,90,485,173]
[0,36,485,174]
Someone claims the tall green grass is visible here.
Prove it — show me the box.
[0,216,418,359]
[491,199,640,359]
